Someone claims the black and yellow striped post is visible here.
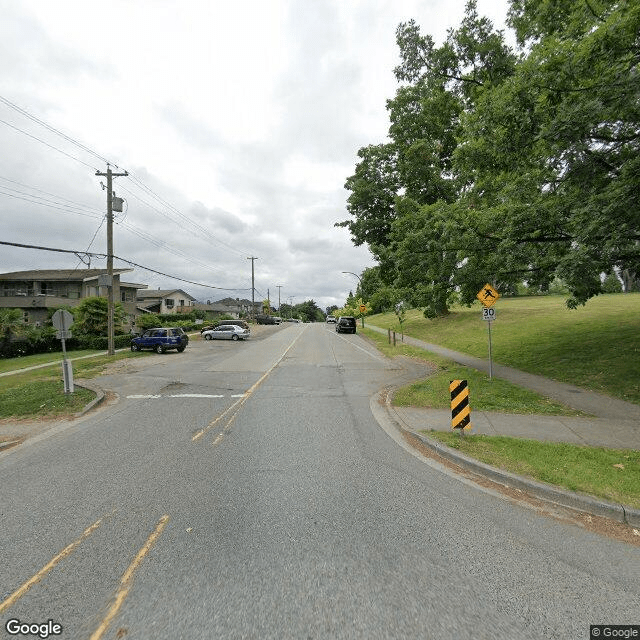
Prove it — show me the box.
[449,379,471,431]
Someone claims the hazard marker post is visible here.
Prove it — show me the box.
[450,379,471,433]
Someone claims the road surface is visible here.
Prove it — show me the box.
[1,323,638,639]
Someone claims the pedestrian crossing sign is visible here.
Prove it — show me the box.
[477,284,500,307]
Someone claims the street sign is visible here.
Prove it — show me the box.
[476,283,500,307]
[482,307,496,322]
[56,330,73,339]
[52,309,74,331]
[359,304,367,313]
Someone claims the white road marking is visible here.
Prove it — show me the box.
[170,394,225,398]
[126,394,225,399]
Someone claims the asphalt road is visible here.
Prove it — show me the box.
[1,323,638,639]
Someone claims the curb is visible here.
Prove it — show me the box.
[380,391,640,528]
[73,379,106,417]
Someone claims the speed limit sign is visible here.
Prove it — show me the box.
[482,307,496,322]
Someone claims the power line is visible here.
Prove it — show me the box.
[0,96,255,260]
[123,174,250,258]
[0,240,252,292]
[0,95,112,166]
[0,188,103,218]
[0,118,97,170]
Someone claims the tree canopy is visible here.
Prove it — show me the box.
[338,0,639,315]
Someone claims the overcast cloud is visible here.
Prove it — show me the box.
[0,0,509,311]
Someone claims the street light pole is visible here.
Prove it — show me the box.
[342,271,365,328]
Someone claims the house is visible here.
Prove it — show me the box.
[207,297,260,319]
[0,269,147,328]
[136,289,197,315]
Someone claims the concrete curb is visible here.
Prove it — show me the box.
[379,390,640,528]
[73,379,106,417]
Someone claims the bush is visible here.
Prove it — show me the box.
[74,334,132,350]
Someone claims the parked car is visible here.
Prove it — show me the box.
[131,327,189,353]
[202,324,250,341]
[256,314,280,325]
[200,320,249,334]
[335,316,357,334]
[326,316,336,323]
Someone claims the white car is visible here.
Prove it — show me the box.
[202,325,250,341]
[326,316,337,323]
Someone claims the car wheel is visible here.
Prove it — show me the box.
[177,346,185,353]
[131,344,139,352]
[204,334,212,340]
[155,344,165,354]
[232,334,239,341]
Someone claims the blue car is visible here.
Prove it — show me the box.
[131,327,188,353]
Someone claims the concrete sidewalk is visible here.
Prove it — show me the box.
[366,324,640,449]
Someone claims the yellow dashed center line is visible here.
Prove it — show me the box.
[89,514,170,640]
[192,327,306,443]
[0,517,104,614]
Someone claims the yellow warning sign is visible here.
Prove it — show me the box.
[359,304,367,313]
[476,283,500,307]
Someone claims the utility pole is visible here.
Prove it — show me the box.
[96,165,128,355]
[276,285,282,313]
[247,256,258,322]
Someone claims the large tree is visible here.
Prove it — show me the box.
[457,0,640,306]
[340,0,639,314]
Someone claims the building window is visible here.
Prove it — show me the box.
[165,298,174,308]
[23,311,29,323]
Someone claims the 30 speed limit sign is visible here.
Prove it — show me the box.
[482,307,496,322]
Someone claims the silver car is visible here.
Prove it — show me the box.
[202,324,250,341]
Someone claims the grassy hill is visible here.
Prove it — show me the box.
[367,293,640,404]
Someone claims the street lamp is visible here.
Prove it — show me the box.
[341,271,365,328]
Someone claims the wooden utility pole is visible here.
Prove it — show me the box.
[247,256,258,322]
[96,165,128,355]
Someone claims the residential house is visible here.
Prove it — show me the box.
[136,289,197,315]
[0,269,147,329]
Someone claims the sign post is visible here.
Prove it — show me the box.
[476,284,500,380]
[52,309,74,393]
[359,303,366,328]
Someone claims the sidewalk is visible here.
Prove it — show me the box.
[366,324,640,449]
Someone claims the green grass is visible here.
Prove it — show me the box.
[426,431,640,509]
[0,349,101,374]
[360,327,584,415]
[368,293,640,404]
[0,380,95,419]
[0,351,149,419]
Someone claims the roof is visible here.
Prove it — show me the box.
[137,289,196,300]
[0,269,132,281]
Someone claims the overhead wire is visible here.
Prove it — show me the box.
[0,95,260,283]
[0,240,253,292]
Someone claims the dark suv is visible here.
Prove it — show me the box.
[131,327,189,353]
[335,316,357,334]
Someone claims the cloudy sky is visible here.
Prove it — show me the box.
[0,0,509,311]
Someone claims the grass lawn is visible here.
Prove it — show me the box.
[426,430,640,510]
[0,349,100,374]
[0,351,149,420]
[367,293,640,404]
[360,327,585,415]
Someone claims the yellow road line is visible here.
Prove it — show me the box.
[89,514,170,640]
[212,433,224,446]
[0,517,104,614]
[193,327,305,443]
